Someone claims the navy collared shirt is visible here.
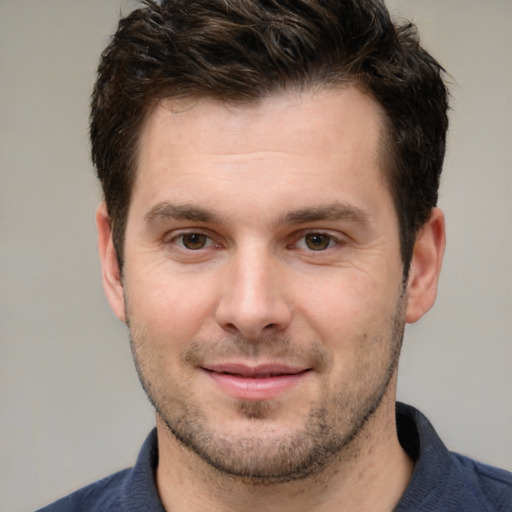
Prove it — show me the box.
[36,403,512,511]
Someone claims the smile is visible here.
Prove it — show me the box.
[201,363,311,401]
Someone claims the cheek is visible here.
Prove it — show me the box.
[124,264,220,349]
[296,270,397,339]
[295,269,404,382]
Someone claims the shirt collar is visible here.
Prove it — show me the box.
[119,402,453,511]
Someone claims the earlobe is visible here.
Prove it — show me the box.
[405,208,446,324]
[96,202,127,323]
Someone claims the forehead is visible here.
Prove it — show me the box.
[132,86,391,223]
[141,86,384,158]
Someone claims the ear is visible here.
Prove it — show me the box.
[405,207,446,324]
[96,202,127,323]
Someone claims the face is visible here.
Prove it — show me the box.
[98,87,441,481]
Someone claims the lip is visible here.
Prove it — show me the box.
[201,363,311,401]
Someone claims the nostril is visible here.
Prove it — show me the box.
[264,323,276,329]
[224,323,238,333]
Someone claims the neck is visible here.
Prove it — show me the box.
[155,390,413,512]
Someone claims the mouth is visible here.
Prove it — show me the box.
[201,363,311,401]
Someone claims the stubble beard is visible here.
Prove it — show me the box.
[127,299,406,483]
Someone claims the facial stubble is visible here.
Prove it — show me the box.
[127,295,406,483]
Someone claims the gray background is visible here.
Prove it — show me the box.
[1,1,511,511]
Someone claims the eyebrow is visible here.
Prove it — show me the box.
[144,202,221,224]
[144,201,370,227]
[281,202,370,226]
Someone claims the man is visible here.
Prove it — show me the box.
[37,0,512,510]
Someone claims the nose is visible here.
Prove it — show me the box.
[214,247,292,339]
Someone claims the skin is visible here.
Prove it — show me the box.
[97,86,445,511]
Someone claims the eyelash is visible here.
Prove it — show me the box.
[290,232,343,251]
[165,230,344,253]
[166,230,218,251]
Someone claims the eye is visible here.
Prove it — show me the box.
[295,232,339,251]
[304,233,334,250]
[177,233,210,250]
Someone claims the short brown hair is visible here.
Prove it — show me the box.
[90,0,449,271]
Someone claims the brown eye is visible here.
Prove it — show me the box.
[304,233,332,251]
[181,233,208,250]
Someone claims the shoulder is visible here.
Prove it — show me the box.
[395,403,512,511]
[34,468,130,512]
[34,429,162,512]
[449,453,512,510]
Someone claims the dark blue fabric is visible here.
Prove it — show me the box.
[35,430,164,512]
[36,403,512,511]
[394,403,512,511]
